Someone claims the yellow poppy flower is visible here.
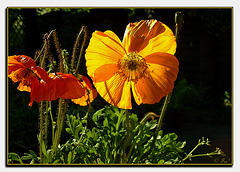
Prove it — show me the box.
[85,19,179,109]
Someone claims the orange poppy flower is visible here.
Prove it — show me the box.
[85,19,179,109]
[8,55,49,106]
[8,55,97,106]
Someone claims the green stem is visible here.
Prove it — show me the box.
[121,109,130,163]
[113,110,125,162]
[39,101,44,164]
[52,98,64,155]
[74,98,91,149]
[174,11,184,43]
[148,92,172,156]
[44,101,49,148]
[126,112,159,161]
[48,101,55,145]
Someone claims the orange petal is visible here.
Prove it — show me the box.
[28,76,43,106]
[131,53,178,105]
[59,73,86,99]
[94,74,132,109]
[9,55,36,69]
[145,52,179,78]
[93,64,118,82]
[17,80,31,92]
[31,66,50,81]
[122,20,166,53]
[71,76,98,106]
[131,73,164,105]
[85,30,126,80]
[138,23,176,56]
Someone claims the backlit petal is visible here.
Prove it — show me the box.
[138,23,176,56]
[94,74,132,109]
[122,20,166,53]
[71,76,98,106]
[93,64,118,82]
[86,30,126,80]
[131,53,178,105]
[131,73,164,105]
[145,52,179,80]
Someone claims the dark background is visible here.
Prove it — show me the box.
[7,8,232,164]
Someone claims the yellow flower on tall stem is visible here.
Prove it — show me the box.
[85,19,179,109]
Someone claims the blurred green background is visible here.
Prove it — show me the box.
[7,7,232,164]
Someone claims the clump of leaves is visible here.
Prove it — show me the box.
[8,105,225,165]
[62,105,186,164]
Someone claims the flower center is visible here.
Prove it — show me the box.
[117,52,148,82]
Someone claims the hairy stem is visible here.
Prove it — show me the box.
[71,26,85,71]
[74,26,88,74]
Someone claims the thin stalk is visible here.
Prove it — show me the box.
[44,101,49,148]
[52,98,63,155]
[71,26,85,70]
[74,26,88,75]
[126,112,159,161]
[48,101,55,144]
[113,110,125,163]
[34,30,55,62]
[53,30,64,73]
[147,93,172,157]
[121,109,130,163]
[74,94,92,149]
[39,101,44,164]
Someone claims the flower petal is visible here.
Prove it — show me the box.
[138,23,176,56]
[55,73,86,100]
[132,52,179,105]
[94,74,132,109]
[145,52,179,79]
[71,76,98,106]
[31,66,50,82]
[93,64,119,82]
[131,73,164,105]
[122,20,166,53]
[85,30,126,80]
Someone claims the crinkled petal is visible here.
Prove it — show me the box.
[58,73,86,99]
[138,23,176,56]
[122,20,166,53]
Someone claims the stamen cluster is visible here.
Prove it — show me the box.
[117,52,148,82]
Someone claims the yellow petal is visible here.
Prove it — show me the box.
[122,20,167,53]
[94,74,132,109]
[85,30,126,80]
[138,23,176,56]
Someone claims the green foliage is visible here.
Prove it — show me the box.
[63,106,187,164]
[8,106,185,164]
[8,105,226,165]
